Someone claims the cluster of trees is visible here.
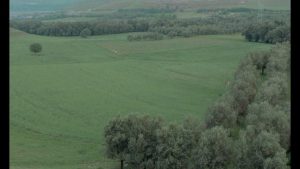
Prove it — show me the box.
[91,9,177,20]
[205,42,290,167]
[107,12,177,20]
[237,45,290,168]
[127,33,164,41]
[10,19,150,36]
[105,114,233,169]
[206,42,290,126]
[104,43,290,169]
[117,7,178,14]
[146,13,261,37]
[242,21,290,44]
[11,9,289,38]
[205,50,268,128]
[150,25,231,38]
[196,8,286,14]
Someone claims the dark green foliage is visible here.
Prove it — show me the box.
[265,25,290,44]
[127,33,164,41]
[155,119,202,169]
[231,65,258,116]
[263,151,289,169]
[240,43,289,168]
[104,114,164,169]
[190,126,234,169]
[29,43,42,54]
[256,73,289,107]
[202,42,290,169]
[205,94,237,129]
[243,21,290,44]
[118,7,177,14]
[265,42,290,75]
[155,124,191,169]
[149,22,230,38]
[237,130,288,169]
[196,8,258,13]
[247,52,271,75]
[126,134,147,168]
[211,44,288,117]
[246,102,290,149]
[235,43,290,168]
[80,28,92,38]
[11,20,142,36]
[104,116,128,160]
[181,117,203,144]
[105,115,204,169]
[11,9,289,39]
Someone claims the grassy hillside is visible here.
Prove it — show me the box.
[11,0,289,13]
[10,28,272,169]
[68,0,290,11]
[10,0,82,12]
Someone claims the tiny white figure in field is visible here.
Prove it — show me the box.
[225,80,230,87]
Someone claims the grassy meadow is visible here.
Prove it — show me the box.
[10,28,272,169]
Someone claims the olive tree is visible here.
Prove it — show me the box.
[104,114,163,169]
[230,65,259,117]
[248,52,271,75]
[205,94,237,129]
[104,116,129,169]
[190,126,234,169]
[256,73,289,107]
[246,101,290,149]
[155,124,189,169]
[237,129,288,169]
[265,43,290,75]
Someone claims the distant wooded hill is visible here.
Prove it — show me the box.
[10,0,290,13]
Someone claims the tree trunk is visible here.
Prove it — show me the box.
[121,160,124,169]
[261,65,266,76]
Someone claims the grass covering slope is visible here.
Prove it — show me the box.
[10,28,272,169]
[68,0,290,11]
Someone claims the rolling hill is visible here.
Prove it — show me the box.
[10,28,272,169]
[10,0,290,14]
[67,0,290,11]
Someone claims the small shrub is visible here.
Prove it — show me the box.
[80,28,92,38]
[30,43,42,54]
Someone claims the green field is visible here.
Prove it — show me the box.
[10,28,272,169]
